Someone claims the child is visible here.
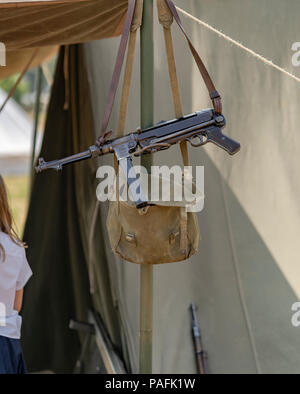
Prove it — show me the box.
[0,175,32,374]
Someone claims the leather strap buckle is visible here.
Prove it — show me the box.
[209,90,221,100]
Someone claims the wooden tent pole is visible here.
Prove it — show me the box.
[139,0,154,374]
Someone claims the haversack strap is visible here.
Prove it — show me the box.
[98,0,137,143]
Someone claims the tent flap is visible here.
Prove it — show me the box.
[0,46,58,80]
[0,0,127,51]
[22,45,121,373]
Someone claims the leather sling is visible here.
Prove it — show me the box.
[97,0,222,145]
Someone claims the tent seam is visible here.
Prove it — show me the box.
[220,175,262,374]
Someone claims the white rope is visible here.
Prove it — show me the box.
[176,6,300,84]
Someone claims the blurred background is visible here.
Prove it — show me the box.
[0,57,56,236]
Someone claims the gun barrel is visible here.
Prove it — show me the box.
[35,146,100,173]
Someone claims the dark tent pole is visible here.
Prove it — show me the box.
[31,66,43,180]
[139,0,154,374]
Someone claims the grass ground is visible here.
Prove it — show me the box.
[3,175,30,238]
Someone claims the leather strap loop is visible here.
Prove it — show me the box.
[131,0,143,32]
[157,0,173,29]
[209,90,221,100]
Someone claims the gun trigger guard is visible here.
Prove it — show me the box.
[187,134,207,148]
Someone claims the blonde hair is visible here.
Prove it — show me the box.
[0,175,25,261]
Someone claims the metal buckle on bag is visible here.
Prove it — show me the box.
[125,233,137,246]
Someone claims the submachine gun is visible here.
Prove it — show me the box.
[36,109,240,208]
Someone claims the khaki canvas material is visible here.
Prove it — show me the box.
[0,0,127,78]
[107,202,200,264]
[0,0,127,51]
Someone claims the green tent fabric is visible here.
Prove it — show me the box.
[22,45,121,373]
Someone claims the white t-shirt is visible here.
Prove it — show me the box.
[0,231,32,339]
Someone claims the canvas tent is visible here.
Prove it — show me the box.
[1,0,300,374]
